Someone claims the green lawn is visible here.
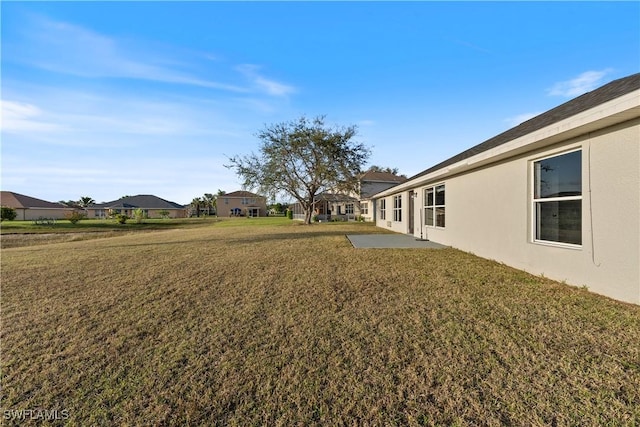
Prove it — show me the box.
[2,220,639,425]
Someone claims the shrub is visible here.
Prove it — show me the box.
[133,208,146,224]
[65,210,86,224]
[115,214,128,224]
[1,206,17,221]
[158,209,170,219]
[286,209,293,220]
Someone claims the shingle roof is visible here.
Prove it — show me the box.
[315,192,359,202]
[224,190,264,198]
[93,195,185,209]
[409,73,640,181]
[360,170,407,183]
[0,191,68,209]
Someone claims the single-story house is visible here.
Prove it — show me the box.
[88,195,187,219]
[218,191,267,217]
[0,191,74,220]
[291,192,360,222]
[371,73,640,305]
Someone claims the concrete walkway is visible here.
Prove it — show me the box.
[346,234,447,249]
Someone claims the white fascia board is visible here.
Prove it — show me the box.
[373,89,640,199]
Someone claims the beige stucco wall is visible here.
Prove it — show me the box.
[219,197,267,217]
[376,119,640,304]
[377,194,409,234]
[15,208,73,221]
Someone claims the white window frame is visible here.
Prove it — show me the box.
[361,202,369,215]
[345,203,354,215]
[531,148,582,249]
[424,184,445,228]
[393,195,402,222]
[380,199,386,220]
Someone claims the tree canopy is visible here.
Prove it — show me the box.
[227,115,371,224]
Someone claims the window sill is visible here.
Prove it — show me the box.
[532,240,582,250]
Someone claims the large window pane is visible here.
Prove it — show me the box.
[426,188,434,206]
[534,151,581,198]
[425,207,434,226]
[436,207,445,227]
[435,185,445,205]
[536,200,582,245]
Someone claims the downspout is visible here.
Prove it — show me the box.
[587,137,601,267]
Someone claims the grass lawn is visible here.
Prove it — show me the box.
[2,219,639,425]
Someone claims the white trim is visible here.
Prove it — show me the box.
[530,147,583,248]
[423,183,445,229]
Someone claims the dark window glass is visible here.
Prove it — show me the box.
[536,200,582,245]
[535,151,581,199]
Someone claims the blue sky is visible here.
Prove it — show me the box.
[2,1,639,205]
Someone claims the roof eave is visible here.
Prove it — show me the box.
[373,89,640,198]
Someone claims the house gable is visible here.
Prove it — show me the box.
[0,191,68,209]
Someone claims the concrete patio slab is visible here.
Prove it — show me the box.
[346,234,447,249]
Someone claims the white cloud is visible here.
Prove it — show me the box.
[547,69,613,97]
[237,64,296,97]
[504,112,542,127]
[0,100,67,133]
[9,15,247,92]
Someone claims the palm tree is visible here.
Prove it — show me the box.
[78,196,95,208]
[190,197,203,217]
[203,193,215,216]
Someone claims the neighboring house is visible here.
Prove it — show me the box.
[357,170,407,222]
[292,192,360,222]
[88,195,187,219]
[292,170,406,222]
[371,73,640,305]
[0,191,74,220]
[218,191,267,217]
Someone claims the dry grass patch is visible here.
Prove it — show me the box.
[2,221,639,425]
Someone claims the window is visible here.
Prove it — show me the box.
[345,204,354,214]
[361,202,368,215]
[533,150,582,246]
[424,184,445,227]
[393,195,402,222]
[380,199,386,220]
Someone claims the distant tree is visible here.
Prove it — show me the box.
[60,200,82,209]
[366,165,406,178]
[78,196,95,208]
[190,197,203,217]
[226,115,370,224]
[1,206,17,221]
[202,193,215,216]
[367,165,398,174]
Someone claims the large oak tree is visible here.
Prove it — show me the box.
[227,116,371,224]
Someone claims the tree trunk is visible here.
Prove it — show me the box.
[303,197,314,224]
